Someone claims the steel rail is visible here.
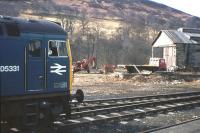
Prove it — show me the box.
[63,95,200,119]
[54,100,200,132]
[71,91,200,112]
[72,98,160,112]
[71,91,200,106]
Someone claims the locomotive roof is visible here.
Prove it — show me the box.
[0,16,66,35]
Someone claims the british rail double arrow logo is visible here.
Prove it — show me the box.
[50,63,66,75]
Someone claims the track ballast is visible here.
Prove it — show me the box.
[54,91,200,132]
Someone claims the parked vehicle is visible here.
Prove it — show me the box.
[126,58,166,73]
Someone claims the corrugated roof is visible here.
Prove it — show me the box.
[162,30,194,44]
[152,29,199,46]
[179,28,200,34]
[185,33,200,39]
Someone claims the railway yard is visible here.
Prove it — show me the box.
[12,72,199,133]
[1,1,200,133]
[66,72,200,133]
[1,72,200,133]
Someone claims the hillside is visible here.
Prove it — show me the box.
[0,0,199,25]
[0,0,200,65]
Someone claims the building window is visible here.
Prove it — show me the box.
[48,41,67,57]
[5,23,20,36]
[28,40,41,57]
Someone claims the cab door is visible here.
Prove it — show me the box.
[46,39,69,92]
[26,39,45,92]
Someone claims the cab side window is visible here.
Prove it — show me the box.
[48,41,67,57]
[28,40,41,57]
[58,41,68,56]
[49,41,58,56]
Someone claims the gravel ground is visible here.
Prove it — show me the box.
[70,108,200,133]
[72,73,200,100]
[70,73,200,133]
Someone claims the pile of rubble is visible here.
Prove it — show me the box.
[108,72,187,85]
[129,74,167,83]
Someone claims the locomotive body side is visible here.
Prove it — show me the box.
[0,17,72,127]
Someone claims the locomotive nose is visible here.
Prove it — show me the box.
[71,89,84,103]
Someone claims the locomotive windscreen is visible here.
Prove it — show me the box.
[5,23,20,36]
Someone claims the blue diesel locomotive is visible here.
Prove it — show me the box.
[0,16,83,127]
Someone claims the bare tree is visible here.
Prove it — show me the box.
[79,9,90,36]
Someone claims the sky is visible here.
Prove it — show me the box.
[150,0,200,17]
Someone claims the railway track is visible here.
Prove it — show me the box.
[3,91,200,132]
[70,91,200,112]
[54,91,200,132]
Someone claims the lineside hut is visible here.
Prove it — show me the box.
[152,28,200,71]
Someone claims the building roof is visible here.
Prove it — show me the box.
[152,28,200,47]
[163,30,194,44]
[178,28,200,34]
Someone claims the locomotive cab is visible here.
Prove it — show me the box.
[0,16,83,129]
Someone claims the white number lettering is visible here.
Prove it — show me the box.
[9,66,13,72]
[0,66,4,72]
[13,66,16,71]
[0,65,20,72]
[4,66,8,72]
[16,66,19,71]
